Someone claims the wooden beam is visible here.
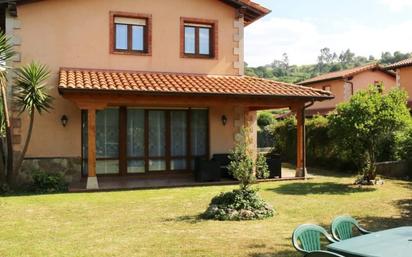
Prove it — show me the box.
[295,106,305,178]
[61,92,308,110]
[86,108,98,189]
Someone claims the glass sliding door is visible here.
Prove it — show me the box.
[127,109,145,173]
[191,109,208,168]
[95,108,119,174]
[148,110,166,171]
[82,107,208,175]
[170,110,187,170]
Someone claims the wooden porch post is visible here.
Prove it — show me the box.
[295,106,306,178]
[86,108,99,189]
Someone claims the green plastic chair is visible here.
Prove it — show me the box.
[331,215,370,241]
[304,251,345,257]
[292,224,337,254]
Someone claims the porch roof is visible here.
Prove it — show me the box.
[58,68,333,100]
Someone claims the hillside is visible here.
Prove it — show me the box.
[246,48,411,84]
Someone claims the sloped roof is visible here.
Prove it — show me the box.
[385,58,412,70]
[2,0,271,25]
[58,68,333,100]
[299,63,394,85]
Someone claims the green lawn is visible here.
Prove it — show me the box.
[0,171,411,257]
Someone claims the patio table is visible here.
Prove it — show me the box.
[327,226,412,257]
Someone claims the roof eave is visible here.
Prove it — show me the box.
[58,87,334,101]
[4,0,271,25]
[219,0,271,25]
[298,76,344,86]
[385,63,412,70]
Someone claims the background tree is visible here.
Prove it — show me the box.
[380,51,411,65]
[0,32,16,185]
[246,48,411,84]
[13,62,53,174]
[329,85,411,182]
[257,111,275,128]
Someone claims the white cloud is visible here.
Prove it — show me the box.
[245,17,412,66]
[380,0,412,11]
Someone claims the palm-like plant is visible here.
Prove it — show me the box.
[0,31,16,184]
[13,62,53,173]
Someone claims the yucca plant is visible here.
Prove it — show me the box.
[0,31,16,184]
[13,62,53,174]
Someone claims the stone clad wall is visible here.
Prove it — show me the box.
[20,157,82,184]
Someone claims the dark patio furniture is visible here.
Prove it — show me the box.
[194,157,221,182]
[266,153,282,178]
[211,154,234,179]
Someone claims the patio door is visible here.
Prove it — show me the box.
[147,110,167,171]
[82,108,208,176]
[170,110,188,171]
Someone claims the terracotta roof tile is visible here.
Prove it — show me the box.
[299,63,393,85]
[385,58,412,70]
[58,68,333,99]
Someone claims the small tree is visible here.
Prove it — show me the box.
[329,85,410,182]
[228,127,255,190]
[13,62,53,174]
[204,126,275,220]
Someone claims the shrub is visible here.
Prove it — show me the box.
[228,127,256,189]
[267,108,411,173]
[31,171,68,193]
[256,153,269,179]
[257,111,275,128]
[202,188,274,221]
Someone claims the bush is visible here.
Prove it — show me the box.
[228,127,256,189]
[256,153,269,179]
[202,188,275,220]
[257,111,274,128]
[31,171,68,193]
[269,115,394,172]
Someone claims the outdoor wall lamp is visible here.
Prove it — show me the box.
[221,115,227,126]
[61,115,68,127]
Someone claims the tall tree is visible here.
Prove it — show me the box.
[329,86,410,182]
[13,62,53,174]
[339,49,355,67]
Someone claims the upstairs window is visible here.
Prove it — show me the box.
[110,12,152,55]
[181,18,217,59]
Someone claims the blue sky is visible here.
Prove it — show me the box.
[245,0,412,66]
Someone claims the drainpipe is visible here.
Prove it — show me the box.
[302,100,314,178]
[343,78,354,99]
